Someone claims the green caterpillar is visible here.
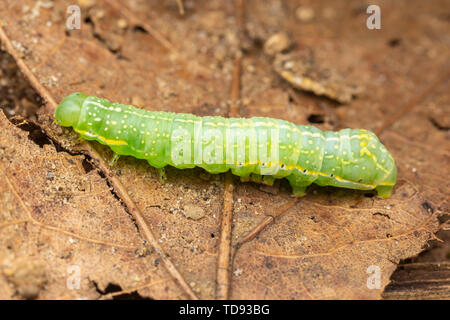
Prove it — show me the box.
[55,92,397,198]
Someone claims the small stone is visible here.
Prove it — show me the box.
[5,261,47,299]
[77,0,96,8]
[117,18,128,29]
[183,204,206,220]
[263,32,291,56]
[41,1,54,9]
[131,95,144,107]
[296,6,315,22]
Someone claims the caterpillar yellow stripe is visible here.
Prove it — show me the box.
[55,93,397,198]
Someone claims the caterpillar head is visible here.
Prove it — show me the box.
[55,92,87,127]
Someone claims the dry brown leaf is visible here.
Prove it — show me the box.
[0,113,181,299]
[0,0,448,299]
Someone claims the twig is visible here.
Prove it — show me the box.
[236,0,245,31]
[215,0,246,295]
[90,148,198,299]
[216,173,235,300]
[176,0,185,15]
[235,198,299,248]
[215,54,242,299]
[228,197,300,289]
[0,25,197,300]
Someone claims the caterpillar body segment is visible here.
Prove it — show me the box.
[55,93,397,198]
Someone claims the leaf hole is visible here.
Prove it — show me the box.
[93,281,149,300]
[11,118,52,148]
[421,202,434,213]
[387,38,402,47]
[133,25,149,34]
[429,117,449,131]
[307,114,325,124]
[82,158,95,173]
[373,212,390,219]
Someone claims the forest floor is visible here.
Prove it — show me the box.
[0,0,448,299]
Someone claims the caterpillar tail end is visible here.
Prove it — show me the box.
[375,185,394,199]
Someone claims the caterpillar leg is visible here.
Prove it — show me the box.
[156,167,167,183]
[375,185,393,199]
[77,136,86,144]
[246,173,275,186]
[240,176,250,183]
[292,186,307,197]
[109,152,120,166]
[286,173,312,197]
[249,173,262,184]
[262,175,276,186]
[240,174,276,187]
